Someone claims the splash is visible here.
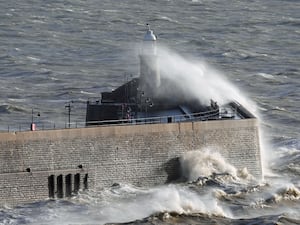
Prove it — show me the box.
[259,181,300,205]
[180,149,255,184]
[156,45,256,111]
[8,184,231,225]
[180,149,238,181]
[271,184,300,202]
[151,46,271,180]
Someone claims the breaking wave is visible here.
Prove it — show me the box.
[265,184,300,204]
[0,184,231,225]
[180,149,254,183]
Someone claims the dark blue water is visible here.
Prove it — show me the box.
[0,0,299,224]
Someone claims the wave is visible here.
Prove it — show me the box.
[0,104,27,114]
[269,143,300,177]
[113,211,231,225]
[272,106,288,112]
[1,180,299,225]
[112,212,300,225]
[180,149,254,183]
[256,72,276,80]
[265,185,300,204]
[273,185,300,202]
[222,49,269,60]
[0,184,230,225]
[150,16,179,24]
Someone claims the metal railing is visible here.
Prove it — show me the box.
[1,107,238,133]
[86,108,220,126]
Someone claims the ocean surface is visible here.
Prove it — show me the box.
[0,0,299,224]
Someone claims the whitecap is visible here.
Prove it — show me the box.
[103,9,119,13]
[80,90,96,95]
[272,106,287,112]
[26,56,41,62]
[159,16,179,23]
[256,73,275,80]
[64,8,74,12]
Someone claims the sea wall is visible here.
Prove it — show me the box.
[0,118,262,206]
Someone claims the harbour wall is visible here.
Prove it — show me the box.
[0,118,262,206]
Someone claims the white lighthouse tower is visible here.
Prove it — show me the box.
[139,24,160,97]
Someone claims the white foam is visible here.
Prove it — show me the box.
[180,149,238,181]
[256,72,275,80]
[25,183,232,225]
[156,46,251,107]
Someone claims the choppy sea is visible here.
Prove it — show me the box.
[0,0,299,224]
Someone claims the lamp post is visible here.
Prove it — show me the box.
[145,97,150,118]
[31,109,40,131]
[65,101,73,128]
[136,89,144,117]
[145,98,153,119]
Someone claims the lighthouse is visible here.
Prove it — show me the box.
[139,24,160,97]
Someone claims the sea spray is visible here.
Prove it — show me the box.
[180,149,238,181]
[180,149,256,183]
[271,184,300,203]
[153,46,270,181]
[19,184,231,225]
[259,126,277,179]
[156,45,256,112]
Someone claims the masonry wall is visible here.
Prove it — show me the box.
[0,118,262,206]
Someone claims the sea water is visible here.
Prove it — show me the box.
[0,0,299,224]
